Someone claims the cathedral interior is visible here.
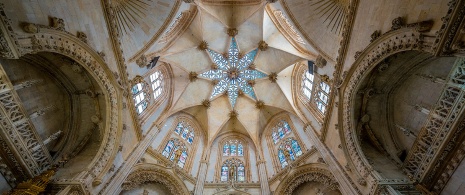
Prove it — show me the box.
[0,0,464,194]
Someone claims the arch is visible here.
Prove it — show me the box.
[158,113,206,172]
[340,26,433,186]
[121,164,189,195]
[262,112,307,172]
[274,163,339,195]
[18,28,122,182]
[215,133,253,182]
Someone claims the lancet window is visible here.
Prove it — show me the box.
[162,138,188,168]
[220,158,245,182]
[223,140,243,156]
[316,81,330,113]
[174,121,195,144]
[150,71,163,99]
[277,138,303,168]
[271,120,293,144]
[132,82,149,114]
[302,71,314,100]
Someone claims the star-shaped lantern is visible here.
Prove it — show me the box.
[199,37,267,108]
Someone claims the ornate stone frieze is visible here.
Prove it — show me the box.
[158,9,197,44]
[17,29,120,189]
[271,10,305,44]
[342,27,432,189]
[431,0,465,55]
[275,167,339,195]
[121,168,189,194]
[403,58,465,181]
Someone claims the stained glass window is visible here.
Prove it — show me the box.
[221,165,229,181]
[237,164,245,181]
[173,121,194,144]
[132,83,148,114]
[220,158,245,182]
[150,71,163,99]
[238,144,243,156]
[199,37,267,108]
[302,71,314,100]
[272,120,293,144]
[162,138,188,168]
[315,81,330,113]
[278,138,303,168]
[223,143,230,156]
[230,144,236,156]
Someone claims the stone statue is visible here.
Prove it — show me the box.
[229,164,236,181]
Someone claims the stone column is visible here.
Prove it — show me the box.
[194,160,208,195]
[305,126,359,195]
[257,160,270,195]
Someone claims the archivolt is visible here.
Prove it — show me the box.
[339,26,433,187]
[121,164,189,194]
[18,28,122,185]
[274,163,339,195]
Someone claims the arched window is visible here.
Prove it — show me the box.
[150,71,163,99]
[162,138,188,168]
[222,140,243,157]
[277,138,303,168]
[220,158,245,182]
[271,120,293,144]
[302,71,314,100]
[174,121,194,144]
[316,81,330,113]
[132,82,148,114]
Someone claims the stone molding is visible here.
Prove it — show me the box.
[273,164,339,195]
[340,27,433,192]
[158,7,198,44]
[432,0,465,56]
[0,3,19,59]
[200,0,262,5]
[15,27,121,191]
[124,0,182,62]
[121,164,190,195]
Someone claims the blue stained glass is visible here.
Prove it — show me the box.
[178,151,187,168]
[237,77,256,99]
[208,49,229,70]
[272,131,279,144]
[175,122,183,134]
[223,144,230,156]
[201,37,267,108]
[237,49,258,70]
[278,150,287,168]
[199,69,226,80]
[237,164,245,181]
[231,144,236,156]
[162,140,174,157]
[228,79,239,108]
[292,140,302,156]
[228,38,239,68]
[182,128,188,139]
[221,165,228,181]
[238,144,243,156]
[283,121,291,134]
[279,127,285,138]
[242,70,267,80]
[210,78,229,99]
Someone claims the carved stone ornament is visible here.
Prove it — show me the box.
[202,99,211,108]
[22,23,39,33]
[269,72,278,83]
[370,30,381,42]
[183,0,195,3]
[122,168,189,194]
[76,31,87,43]
[267,0,278,3]
[391,16,433,32]
[315,55,327,68]
[258,40,268,51]
[136,55,148,68]
[227,28,238,36]
[229,110,238,118]
[51,17,65,31]
[320,75,330,83]
[255,100,265,109]
[198,40,208,50]
[189,71,198,82]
